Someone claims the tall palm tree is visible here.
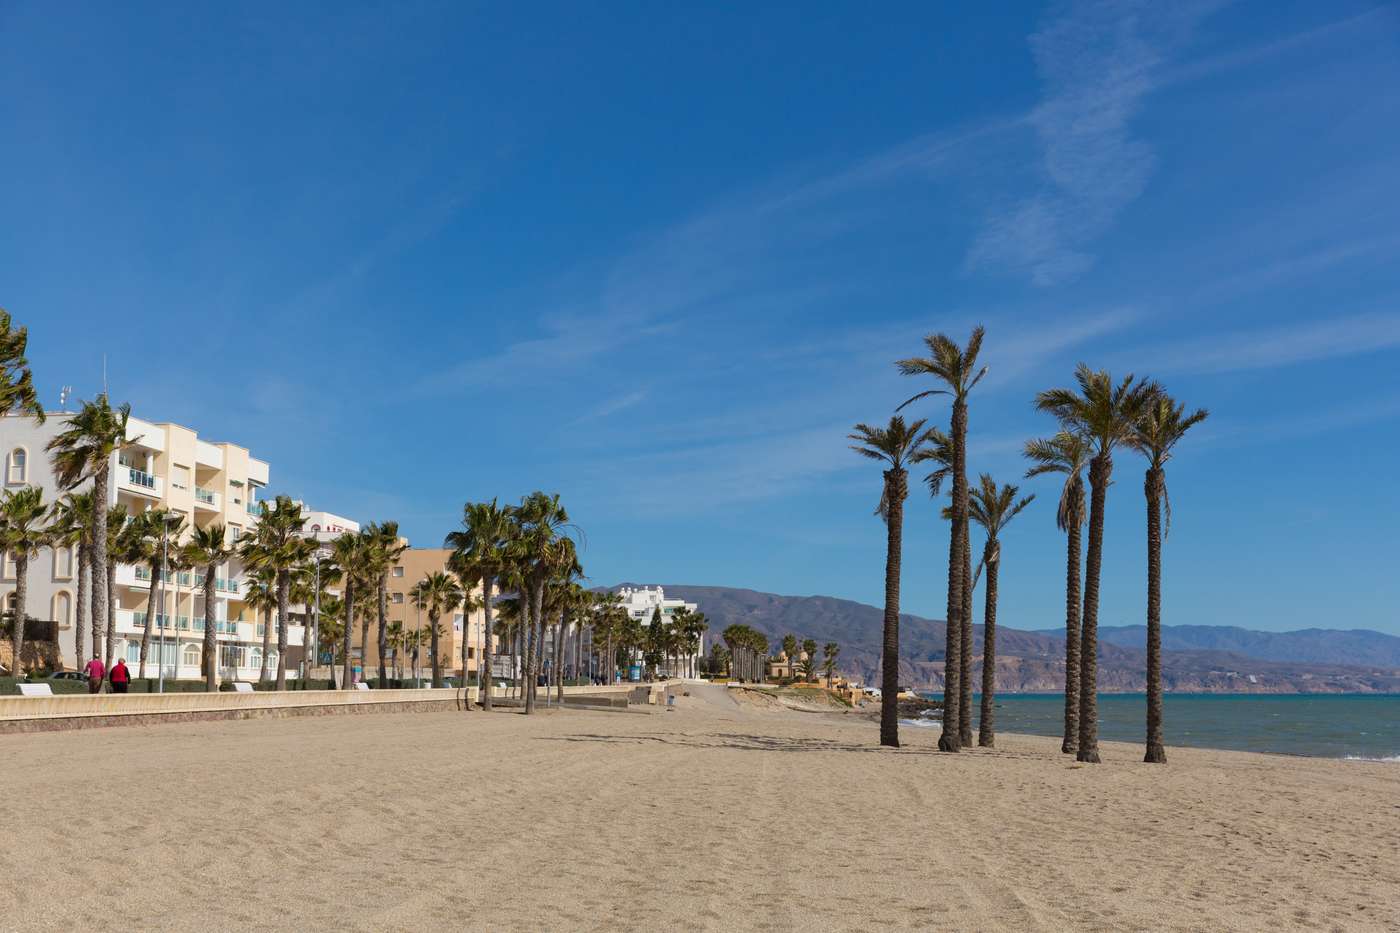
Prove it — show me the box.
[1024,430,1092,754]
[849,415,932,749]
[184,523,232,692]
[46,394,132,667]
[132,509,185,680]
[1036,364,1158,763]
[0,486,48,673]
[446,498,516,710]
[967,474,1035,748]
[511,492,577,714]
[48,492,94,668]
[103,503,131,666]
[385,621,405,679]
[781,634,798,681]
[1131,392,1208,764]
[328,530,371,688]
[242,497,315,689]
[243,568,276,683]
[0,308,43,419]
[411,572,462,688]
[822,642,840,688]
[898,325,987,753]
[801,638,817,682]
[361,521,408,689]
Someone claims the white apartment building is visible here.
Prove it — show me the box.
[616,585,702,677]
[1,411,346,680]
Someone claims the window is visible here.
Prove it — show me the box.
[54,546,74,580]
[125,641,140,663]
[453,613,464,632]
[392,567,404,578]
[182,643,201,667]
[249,648,262,670]
[7,448,26,484]
[219,644,244,669]
[391,592,404,604]
[229,524,242,542]
[4,592,17,616]
[267,650,278,670]
[52,592,73,628]
[3,552,14,580]
[170,465,190,491]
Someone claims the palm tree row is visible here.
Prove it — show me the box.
[855,328,1206,763]
[721,624,768,682]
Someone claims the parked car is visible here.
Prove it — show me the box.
[50,671,87,682]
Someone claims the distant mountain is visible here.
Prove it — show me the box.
[1097,625,1400,668]
[608,584,1400,694]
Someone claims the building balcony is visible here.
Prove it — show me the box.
[120,564,194,589]
[194,487,220,510]
[116,466,163,499]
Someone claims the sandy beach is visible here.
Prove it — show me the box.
[1,689,1396,932]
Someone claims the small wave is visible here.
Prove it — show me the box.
[899,718,942,728]
[1342,754,1400,763]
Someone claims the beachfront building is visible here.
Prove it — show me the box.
[0,411,343,680]
[616,585,702,678]
[346,547,491,682]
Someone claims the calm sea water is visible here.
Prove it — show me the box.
[911,693,1400,761]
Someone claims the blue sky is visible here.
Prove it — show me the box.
[4,2,1399,635]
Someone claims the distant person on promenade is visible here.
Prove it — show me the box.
[110,658,131,694]
[82,655,105,694]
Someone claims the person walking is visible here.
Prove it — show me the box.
[110,657,131,694]
[83,654,106,694]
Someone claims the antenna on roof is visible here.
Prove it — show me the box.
[59,385,72,410]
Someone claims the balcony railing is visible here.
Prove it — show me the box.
[132,612,192,630]
[215,577,241,593]
[195,487,217,505]
[133,567,193,586]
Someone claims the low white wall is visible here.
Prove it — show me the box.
[0,686,475,723]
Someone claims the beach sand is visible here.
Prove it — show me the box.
[1,687,1396,931]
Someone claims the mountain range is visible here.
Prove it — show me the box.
[613,585,1400,694]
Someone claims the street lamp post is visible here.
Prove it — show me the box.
[157,520,170,694]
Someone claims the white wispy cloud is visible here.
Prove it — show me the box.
[1144,311,1400,374]
[578,388,650,422]
[966,1,1220,286]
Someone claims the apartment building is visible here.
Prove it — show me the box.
[1,411,311,679]
[616,585,703,677]
[348,547,491,681]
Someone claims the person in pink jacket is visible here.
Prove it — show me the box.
[82,655,105,694]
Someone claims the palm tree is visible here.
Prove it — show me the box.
[967,474,1034,748]
[1131,392,1208,764]
[511,492,577,713]
[46,394,132,668]
[849,415,931,749]
[385,621,405,679]
[1024,430,1092,754]
[242,497,316,689]
[48,492,94,668]
[800,638,817,682]
[898,325,987,753]
[411,572,462,688]
[822,642,840,688]
[0,486,48,673]
[102,503,131,667]
[330,530,369,689]
[360,521,407,689]
[781,634,798,681]
[243,569,276,683]
[446,499,515,708]
[184,523,232,691]
[1036,364,1158,763]
[132,509,185,680]
[0,308,43,419]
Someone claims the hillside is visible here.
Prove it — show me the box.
[1097,624,1400,668]
[610,584,1400,694]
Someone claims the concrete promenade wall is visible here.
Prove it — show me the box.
[0,686,477,734]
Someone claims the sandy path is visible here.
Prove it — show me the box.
[1,696,1396,931]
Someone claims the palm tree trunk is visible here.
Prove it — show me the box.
[11,555,28,674]
[203,568,218,692]
[1062,500,1082,754]
[555,616,566,703]
[525,578,545,714]
[430,610,443,688]
[879,468,906,748]
[939,400,967,753]
[105,560,116,668]
[1078,454,1111,764]
[341,580,355,690]
[959,536,973,747]
[276,570,291,690]
[1144,467,1166,764]
[481,575,494,710]
[75,544,89,670]
[377,578,389,689]
[139,557,160,679]
[979,542,999,748]
[259,606,272,683]
[359,605,370,688]
[91,463,110,671]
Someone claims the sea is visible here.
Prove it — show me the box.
[910,693,1400,762]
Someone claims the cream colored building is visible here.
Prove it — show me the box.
[2,411,319,679]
